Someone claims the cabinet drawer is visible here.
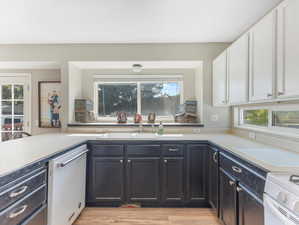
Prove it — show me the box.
[220,153,265,199]
[0,170,46,212]
[0,185,46,225]
[162,144,184,156]
[127,145,161,156]
[91,145,124,156]
[21,204,47,225]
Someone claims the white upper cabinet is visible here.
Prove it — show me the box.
[277,0,299,99]
[213,50,228,106]
[249,11,276,102]
[228,33,249,105]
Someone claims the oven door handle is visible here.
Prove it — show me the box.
[264,194,297,225]
[57,150,89,168]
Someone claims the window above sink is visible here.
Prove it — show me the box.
[95,79,183,122]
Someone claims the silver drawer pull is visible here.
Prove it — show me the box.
[9,205,28,218]
[236,187,243,192]
[232,166,242,173]
[213,152,218,163]
[9,186,28,198]
[164,160,168,163]
[168,148,179,152]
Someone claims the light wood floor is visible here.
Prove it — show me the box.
[74,208,221,225]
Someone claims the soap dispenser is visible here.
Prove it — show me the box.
[157,121,164,135]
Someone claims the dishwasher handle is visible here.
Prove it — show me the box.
[57,149,89,168]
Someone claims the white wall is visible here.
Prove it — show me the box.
[0,69,61,135]
[0,43,231,130]
[68,64,83,123]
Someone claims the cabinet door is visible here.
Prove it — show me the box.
[238,185,264,225]
[213,50,228,106]
[186,144,208,203]
[277,0,299,99]
[90,158,125,202]
[249,12,275,102]
[219,169,237,225]
[228,34,249,104]
[208,148,219,214]
[127,158,160,202]
[162,157,185,203]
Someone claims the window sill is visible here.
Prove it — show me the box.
[68,122,204,127]
[234,125,299,141]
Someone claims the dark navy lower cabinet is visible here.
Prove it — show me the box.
[186,144,208,205]
[238,184,264,225]
[126,157,161,203]
[208,147,219,215]
[219,169,237,225]
[86,141,209,207]
[88,157,125,204]
[162,157,185,203]
[218,151,266,225]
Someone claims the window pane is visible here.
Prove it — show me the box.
[14,101,24,115]
[1,116,13,131]
[141,82,180,116]
[243,109,268,127]
[1,85,12,99]
[272,111,299,129]
[1,101,12,115]
[14,85,24,99]
[1,132,12,142]
[98,84,137,117]
[13,116,24,131]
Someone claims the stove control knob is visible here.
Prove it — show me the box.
[277,192,288,204]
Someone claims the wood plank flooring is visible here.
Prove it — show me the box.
[74,208,221,225]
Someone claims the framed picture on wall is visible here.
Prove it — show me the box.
[38,81,62,128]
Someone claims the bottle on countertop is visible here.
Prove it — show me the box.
[157,121,164,135]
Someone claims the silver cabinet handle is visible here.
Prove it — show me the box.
[168,148,179,152]
[232,166,242,173]
[58,149,89,168]
[128,160,131,163]
[213,152,218,163]
[229,180,235,186]
[267,93,273,97]
[236,187,243,192]
[164,160,168,163]
[9,205,28,218]
[278,92,284,96]
[9,186,28,198]
[120,160,123,163]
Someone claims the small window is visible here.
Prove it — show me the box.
[272,111,299,129]
[97,83,137,117]
[243,109,268,127]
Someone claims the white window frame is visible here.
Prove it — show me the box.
[93,75,184,122]
[0,73,31,142]
[234,104,299,137]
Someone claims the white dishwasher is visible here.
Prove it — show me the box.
[48,145,88,225]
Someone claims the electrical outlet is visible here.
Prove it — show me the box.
[249,132,256,140]
[193,128,201,134]
[211,114,219,122]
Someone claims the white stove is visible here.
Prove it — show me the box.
[264,173,299,225]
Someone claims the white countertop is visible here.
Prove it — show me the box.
[1,132,299,177]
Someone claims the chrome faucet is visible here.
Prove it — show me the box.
[138,124,143,133]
